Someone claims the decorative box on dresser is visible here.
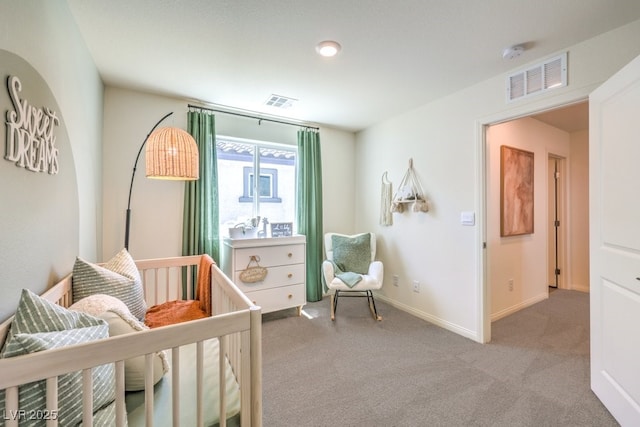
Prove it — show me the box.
[221,235,306,315]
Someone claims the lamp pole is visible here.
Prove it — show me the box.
[124,112,174,250]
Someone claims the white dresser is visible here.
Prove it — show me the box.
[221,235,306,315]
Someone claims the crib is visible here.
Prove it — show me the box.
[0,255,262,426]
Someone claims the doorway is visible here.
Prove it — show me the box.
[481,101,589,341]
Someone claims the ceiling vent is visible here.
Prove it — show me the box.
[264,94,297,109]
[506,52,567,103]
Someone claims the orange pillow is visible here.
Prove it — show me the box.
[145,300,207,328]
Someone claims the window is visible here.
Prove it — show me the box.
[240,167,281,202]
[216,136,296,236]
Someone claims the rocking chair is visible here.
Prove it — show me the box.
[322,232,383,321]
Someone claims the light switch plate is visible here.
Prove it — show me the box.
[461,211,475,226]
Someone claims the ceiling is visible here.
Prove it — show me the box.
[531,102,589,133]
[67,1,640,132]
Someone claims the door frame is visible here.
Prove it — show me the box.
[548,154,568,290]
[475,89,593,343]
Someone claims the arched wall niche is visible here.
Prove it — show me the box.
[0,49,79,322]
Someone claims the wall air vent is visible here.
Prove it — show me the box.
[264,94,297,109]
[506,52,567,103]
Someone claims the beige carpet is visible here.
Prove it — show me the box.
[261,289,618,426]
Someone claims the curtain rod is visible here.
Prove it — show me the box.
[187,104,319,130]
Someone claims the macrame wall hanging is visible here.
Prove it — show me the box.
[390,158,429,213]
[380,171,393,226]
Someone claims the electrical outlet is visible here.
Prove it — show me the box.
[508,279,514,291]
[413,280,420,293]
[392,274,399,287]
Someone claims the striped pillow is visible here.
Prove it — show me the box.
[0,290,115,426]
[73,248,147,319]
[78,399,119,426]
[1,288,106,351]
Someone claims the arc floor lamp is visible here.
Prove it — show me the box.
[125,112,199,250]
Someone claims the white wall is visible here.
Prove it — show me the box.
[0,1,103,320]
[569,129,590,292]
[0,1,103,259]
[102,87,356,261]
[487,118,570,319]
[355,19,640,342]
[318,127,357,234]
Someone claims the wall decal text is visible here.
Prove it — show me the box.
[5,75,59,174]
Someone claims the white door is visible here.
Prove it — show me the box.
[590,53,640,426]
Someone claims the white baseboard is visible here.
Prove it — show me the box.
[490,293,548,322]
[569,284,590,293]
[375,294,481,342]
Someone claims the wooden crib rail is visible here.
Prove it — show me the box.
[0,308,260,426]
[135,255,203,305]
[0,255,263,427]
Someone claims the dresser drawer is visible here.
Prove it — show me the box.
[234,263,305,293]
[245,284,305,314]
[221,236,306,315]
[234,244,304,268]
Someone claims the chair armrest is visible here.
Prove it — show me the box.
[322,260,336,283]
[368,261,384,284]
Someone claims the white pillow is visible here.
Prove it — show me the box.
[69,294,129,317]
[99,308,169,391]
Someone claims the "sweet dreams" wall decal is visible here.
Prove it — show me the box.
[4,75,60,174]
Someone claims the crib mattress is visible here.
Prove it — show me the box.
[125,338,241,427]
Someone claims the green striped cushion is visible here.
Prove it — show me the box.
[1,288,106,352]
[1,327,115,426]
[78,399,120,426]
[73,248,147,319]
[0,290,115,426]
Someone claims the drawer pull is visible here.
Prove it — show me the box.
[288,273,293,278]
[288,294,293,299]
[287,252,293,258]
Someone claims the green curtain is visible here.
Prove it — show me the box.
[182,111,219,294]
[296,129,323,302]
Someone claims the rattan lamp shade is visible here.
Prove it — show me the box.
[145,127,199,180]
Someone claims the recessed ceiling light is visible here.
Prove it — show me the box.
[316,40,341,57]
